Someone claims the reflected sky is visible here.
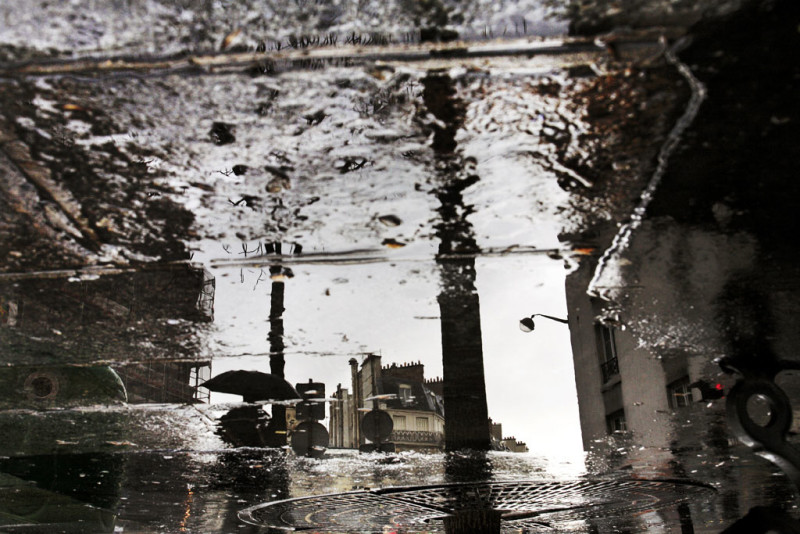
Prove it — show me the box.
[202,253,581,458]
[0,31,611,464]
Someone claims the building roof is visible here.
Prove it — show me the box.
[380,376,445,417]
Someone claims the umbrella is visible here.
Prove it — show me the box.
[202,370,300,403]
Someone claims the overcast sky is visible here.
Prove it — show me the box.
[202,247,583,461]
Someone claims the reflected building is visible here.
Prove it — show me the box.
[488,419,528,452]
[556,2,800,528]
[565,247,799,529]
[329,356,525,453]
[110,264,214,404]
[0,263,216,532]
[330,355,445,452]
[0,262,215,405]
[559,0,800,477]
[565,256,721,451]
[564,247,792,531]
[500,437,529,453]
[565,226,799,456]
[114,361,211,404]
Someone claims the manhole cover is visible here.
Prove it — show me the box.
[240,478,714,532]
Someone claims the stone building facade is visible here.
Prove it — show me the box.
[329,355,445,452]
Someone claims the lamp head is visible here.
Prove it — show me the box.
[519,317,535,333]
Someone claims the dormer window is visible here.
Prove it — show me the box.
[399,384,412,405]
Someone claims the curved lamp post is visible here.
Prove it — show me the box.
[519,314,569,332]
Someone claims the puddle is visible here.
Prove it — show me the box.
[1,0,799,532]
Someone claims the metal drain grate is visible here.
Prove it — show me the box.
[240,478,714,532]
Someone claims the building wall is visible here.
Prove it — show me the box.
[489,419,503,441]
[330,356,516,453]
[330,355,450,451]
[565,259,610,449]
[115,361,210,404]
[501,438,529,453]
[331,355,384,449]
[329,385,356,449]
[565,258,682,449]
[387,408,445,433]
[359,355,382,409]
[425,378,443,396]
[387,408,445,451]
[615,332,672,448]
[565,255,730,451]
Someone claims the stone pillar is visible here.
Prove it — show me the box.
[422,72,491,451]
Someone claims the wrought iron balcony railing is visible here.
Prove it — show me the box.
[389,430,444,445]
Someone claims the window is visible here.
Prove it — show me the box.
[596,325,619,383]
[399,384,412,406]
[416,417,429,431]
[1,300,18,327]
[598,325,617,361]
[667,376,693,409]
[392,415,406,430]
[606,409,627,434]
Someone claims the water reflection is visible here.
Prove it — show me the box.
[0,265,216,531]
[1,0,799,531]
[425,71,491,452]
[266,259,289,447]
[0,264,214,367]
[0,453,121,532]
[559,1,800,531]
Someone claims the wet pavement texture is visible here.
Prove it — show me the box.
[1,0,800,532]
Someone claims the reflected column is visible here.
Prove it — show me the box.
[264,262,287,446]
[443,451,501,533]
[423,72,491,452]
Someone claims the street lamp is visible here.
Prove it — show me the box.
[519,314,569,332]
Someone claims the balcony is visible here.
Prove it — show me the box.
[389,430,444,446]
[601,357,619,383]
